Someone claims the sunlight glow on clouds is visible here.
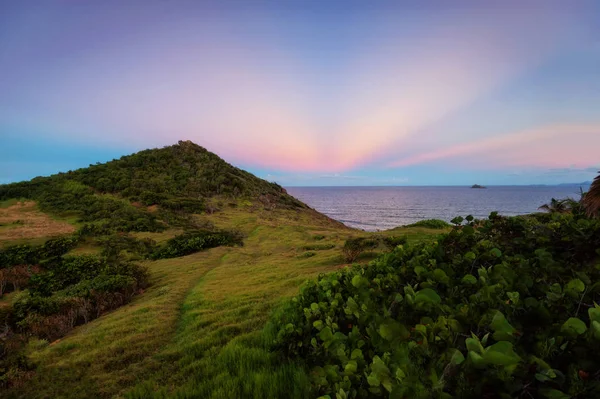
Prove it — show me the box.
[1,1,599,185]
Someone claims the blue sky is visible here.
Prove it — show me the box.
[1,1,599,186]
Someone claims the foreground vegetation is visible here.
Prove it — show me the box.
[0,204,445,398]
[0,142,597,398]
[272,209,600,398]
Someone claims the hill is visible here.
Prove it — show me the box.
[0,141,307,234]
[0,141,446,397]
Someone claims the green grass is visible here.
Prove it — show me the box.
[0,199,26,208]
[6,207,445,398]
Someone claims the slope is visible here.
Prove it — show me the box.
[0,141,446,397]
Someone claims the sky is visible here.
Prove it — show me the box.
[1,0,599,186]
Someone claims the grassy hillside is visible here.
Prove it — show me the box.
[0,141,447,397]
[2,204,445,398]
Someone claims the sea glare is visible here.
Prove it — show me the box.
[286,186,588,231]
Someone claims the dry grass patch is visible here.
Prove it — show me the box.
[0,201,75,244]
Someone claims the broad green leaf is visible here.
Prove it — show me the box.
[462,274,477,285]
[319,326,333,342]
[344,360,357,374]
[507,291,520,304]
[591,320,600,339]
[350,348,363,360]
[561,317,587,337]
[483,341,521,368]
[414,288,441,305]
[367,373,380,387]
[382,379,393,392]
[395,368,406,380]
[466,336,484,354]
[351,275,366,288]
[450,349,465,365]
[490,311,516,340]
[310,303,319,312]
[379,323,394,340]
[433,269,449,284]
[566,278,585,293]
[588,306,600,323]
[490,248,502,258]
[464,252,476,262]
[468,351,485,367]
[313,320,324,330]
[345,297,359,317]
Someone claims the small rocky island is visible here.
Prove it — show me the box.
[471,184,487,189]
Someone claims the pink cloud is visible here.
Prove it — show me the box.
[388,124,600,169]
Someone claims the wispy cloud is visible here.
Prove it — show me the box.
[388,124,600,170]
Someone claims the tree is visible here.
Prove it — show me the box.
[584,171,600,217]
[538,198,569,213]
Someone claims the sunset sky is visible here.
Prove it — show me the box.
[1,1,599,186]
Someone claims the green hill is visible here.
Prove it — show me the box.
[0,141,306,233]
[0,142,448,398]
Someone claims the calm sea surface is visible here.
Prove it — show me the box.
[286,186,588,231]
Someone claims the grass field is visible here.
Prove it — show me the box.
[4,206,447,398]
[0,200,77,247]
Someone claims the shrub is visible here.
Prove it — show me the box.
[342,237,379,263]
[297,251,316,259]
[379,235,407,250]
[150,229,244,259]
[406,219,451,229]
[271,212,600,398]
[301,244,336,251]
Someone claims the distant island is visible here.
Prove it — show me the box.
[471,184,486,189]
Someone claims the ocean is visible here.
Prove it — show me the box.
[286,185,588,231]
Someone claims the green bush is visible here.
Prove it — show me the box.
[379,235,407,250]
[271,212,600,398]
[297,251,316,259]
[0,236,79,269]
[150,229,244,259]
[406,219,451,229]
[342,237,379,263]
[301,244,336,251]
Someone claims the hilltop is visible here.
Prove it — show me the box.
[0,141,446,398]
[0,141,306,228]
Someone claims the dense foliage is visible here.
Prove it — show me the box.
[0,141,306,232]
[342,237,407,263]
[406,219,451,229]
[271,212,600,398]
[0,238,149,388]
[150,230,244,259]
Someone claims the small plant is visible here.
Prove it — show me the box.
[379,235,407,250]
[297,251,316,259]
[301,244,335,251]
[341,237,378,263]
[406,219,451,229]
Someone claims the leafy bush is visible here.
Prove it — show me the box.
[98,234,157,259]
[0,236,79,269]
[150,230,244,259]
[302,244,336,251]
[342,238,379,263]
[271,212,600,398]
[406,219,451,229]
[379,236,407,250]
[297,251,316,259]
